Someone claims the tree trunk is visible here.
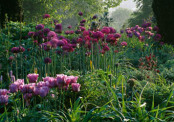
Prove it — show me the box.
[0,0,23,28]
[152,0,174,45]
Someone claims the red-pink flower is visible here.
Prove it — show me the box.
[71,83,81,92]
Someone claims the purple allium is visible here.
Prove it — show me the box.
[83,31,90,37]
[92,15,97,19]
[121,41,127,46]
[80,23,85,26]
[50,38,59,48]
[9,56,14,61]
[114,33,121,38]
[109,27,116,33]
[28,31,35,37]
[78,12,83,16]
[154,34,162,41]
[67,25,72,29]
[80,26,86,31]
[71,83,81,92]
[101,27,110,34]
[103,45,110,51]
[62,44,74,52]
[153,26,159,32]
[11,47,20,53]
[93,31,104,39]
[47,31,57,40]
[120,30,124,33]
[75,30,81,34]
[80,19,86,23]
[44,57,52,64]
[43,28,50,34]
[0,89,9,95]
[19,46,25,53]
[0,95,8,105]
[36,24,44,30]
[27,73,39,83]
[55,24,62,33]
[43,14,50,19]
[57,40,65,47]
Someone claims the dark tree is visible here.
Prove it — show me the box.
[0,0,23,28]
[152,0,174,45]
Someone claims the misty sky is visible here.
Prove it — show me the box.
[109,0,137,13]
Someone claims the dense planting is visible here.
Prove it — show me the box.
[0,12,174,121]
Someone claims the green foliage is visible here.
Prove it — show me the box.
[128,0,153,26]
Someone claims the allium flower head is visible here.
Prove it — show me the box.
[43,28,50,34]
[101,27,110,34]
[44,57,52,64]
[11,47,20,53]
[55,24,62,33]
[28,31,35,37]
[78,11,83,16]
[92,15,97,19]
[27,73,39,83]
[47,31,57,40]
[36,24,44,30]
[43,14,50,19]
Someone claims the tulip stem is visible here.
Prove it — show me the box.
[4,105,9,122]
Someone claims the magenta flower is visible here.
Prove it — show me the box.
[114,33,121,38]
[121,41,127,46]
[50,38,59,48]
[11,47,20,53]
[78,12,83,16]
[9,56,14,61]
[28,31,35,37]
[57,40,65,47]
[43,14,50,19]
[36,24,44,30]
[47,31,57,40]
[103,45,110,51]
[44,57,52,64]
[80,19,86,23]
[67,25,72,29]
[43,28,50,34]
[154,34,162,41]
[101,27,110,34]
[27,73,39,83]
[55,24,62,33]
[92,15,97,19]
[0,95,8,105]
[71,83,81,92]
